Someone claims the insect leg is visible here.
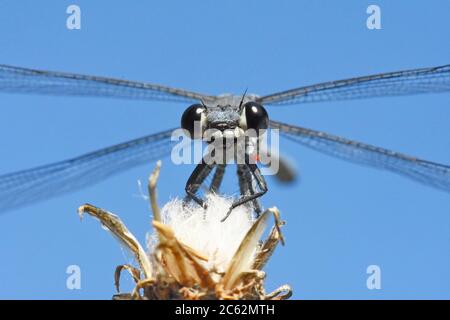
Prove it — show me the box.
[209,164,226,193]
[222,163,267,222]
[185,158,215,208]
[237,164,262,215]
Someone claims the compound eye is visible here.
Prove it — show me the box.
[181,104,206,138]
[243,101,269,133]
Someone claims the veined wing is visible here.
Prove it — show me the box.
[0,64,212,103]
[259,65,450,105]
[0,129,176,213]
[270,120,450,192]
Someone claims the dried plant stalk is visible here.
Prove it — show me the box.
[79,161,292,300]
[148,160,162,222]
[78,204,153,280]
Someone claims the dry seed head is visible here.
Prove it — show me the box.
[149,194,257,275]
[79,161,291,300]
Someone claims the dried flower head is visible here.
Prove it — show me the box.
[78,161,291,300]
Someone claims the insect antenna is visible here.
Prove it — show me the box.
[238,88,248,111]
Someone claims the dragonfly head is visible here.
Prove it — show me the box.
[181,94,268,141]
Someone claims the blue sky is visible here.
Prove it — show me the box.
[0,0,450,299]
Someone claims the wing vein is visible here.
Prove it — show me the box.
[270,120,450,192]
[0,64,213,102]
[0,129,177,213]
[260,65,450,105]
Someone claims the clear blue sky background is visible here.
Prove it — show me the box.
[0,1,449,299]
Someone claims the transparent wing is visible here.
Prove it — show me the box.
[270,120,450,192]
[0,129,176,213]
[259,65,450,105]
[0,64,213,103]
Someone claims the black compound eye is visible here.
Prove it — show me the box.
[181,104,206,138]
[243,101,269,132]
